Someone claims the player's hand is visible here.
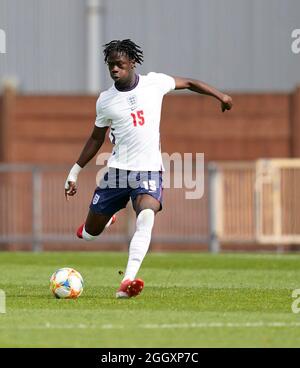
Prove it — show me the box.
[64,163,82,201]
[221,94,233,112]
[64,181,77,200]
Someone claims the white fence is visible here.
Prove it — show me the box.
[209,159,300,252]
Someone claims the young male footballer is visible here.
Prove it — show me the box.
[65,39,233,298]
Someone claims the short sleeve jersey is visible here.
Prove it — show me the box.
[95,72,176,171]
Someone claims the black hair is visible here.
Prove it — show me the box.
[103,39,143,64]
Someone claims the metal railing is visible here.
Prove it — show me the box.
[2,160,300,252]
[0,164,209,251]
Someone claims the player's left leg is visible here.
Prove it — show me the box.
[125,193,160,277]
[116,194,161,298]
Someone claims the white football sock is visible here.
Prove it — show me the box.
[123,209,155,282]
[105,216,114,228]
[82,226,97,241]
[82,216,113,241]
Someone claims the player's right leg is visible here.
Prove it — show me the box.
[77,169,129,240]
[77,209,114,240]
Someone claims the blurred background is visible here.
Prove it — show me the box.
[0,0,300,252]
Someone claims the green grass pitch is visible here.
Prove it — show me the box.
[1,251,300,347]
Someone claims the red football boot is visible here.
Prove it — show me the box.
[76,223,84,239]
[116,278,144,299]
[105,214,117,228]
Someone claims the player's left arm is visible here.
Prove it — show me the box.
[173,77,233,112]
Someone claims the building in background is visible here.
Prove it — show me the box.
[1,0,300,252]
[0,0,299,93]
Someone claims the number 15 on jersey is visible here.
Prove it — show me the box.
[131,110,145,127]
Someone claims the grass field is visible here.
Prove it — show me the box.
[1,251,300,347]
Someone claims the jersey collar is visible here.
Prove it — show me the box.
[114,74,140,92]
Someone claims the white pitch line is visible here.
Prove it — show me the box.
[142,322,300,329]
[1,321,300,330]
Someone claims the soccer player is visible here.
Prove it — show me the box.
[65,39,233,298]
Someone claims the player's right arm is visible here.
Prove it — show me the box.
[64,126,108,199]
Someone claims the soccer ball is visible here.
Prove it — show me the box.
[50,267,84,299]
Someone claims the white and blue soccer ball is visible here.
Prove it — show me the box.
[50,267,84,299]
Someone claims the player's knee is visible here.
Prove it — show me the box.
[136,209,155,230]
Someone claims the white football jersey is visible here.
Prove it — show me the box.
[95,72,176,171]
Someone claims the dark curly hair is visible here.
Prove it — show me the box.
[103,39,144,64]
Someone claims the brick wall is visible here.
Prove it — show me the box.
[161,93,292,160]
[1,86,300,252]
[1,88,299,164]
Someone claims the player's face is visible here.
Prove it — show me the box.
[107,52,135,84]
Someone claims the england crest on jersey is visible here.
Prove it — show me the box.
[92,193,100,205]
[127,95,137,110]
